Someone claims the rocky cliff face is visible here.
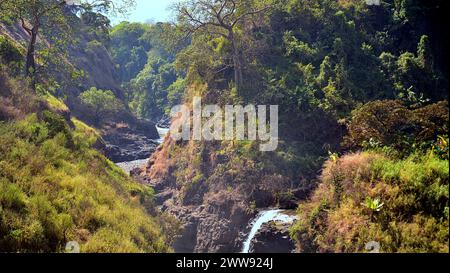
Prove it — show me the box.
[131,130,308,252]
[131,138,255,252]
[100,121,160,163]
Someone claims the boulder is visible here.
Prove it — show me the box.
[250,221,296,253]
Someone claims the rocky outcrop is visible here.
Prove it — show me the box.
[162,196,254,253]
[101,121,160,163]
[129,111,307,253]
[250,221,296,253]
[129,130,308,253]
[130,139,255,252]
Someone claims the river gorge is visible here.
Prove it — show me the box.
[112,125,299,253]
[115,126,169,174]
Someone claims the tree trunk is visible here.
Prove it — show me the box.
[25,27,38,90]
[230,32,243,96]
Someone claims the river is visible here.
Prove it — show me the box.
[115,126,169,174]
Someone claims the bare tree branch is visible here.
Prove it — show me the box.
[175,0,271,95]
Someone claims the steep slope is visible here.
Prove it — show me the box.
[292,150,449,253]
[1,17,160,162]
[0,20,123,101]
[132,87,309,253]
[0,69,174,253]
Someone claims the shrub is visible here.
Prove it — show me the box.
[78,88,124,125]
[0,35,23,65]
[292,151,449,253]
[41,110,74,149]
[344,100,449,155]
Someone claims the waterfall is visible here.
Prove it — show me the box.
[156,126,169,144]
[241,209,297,253]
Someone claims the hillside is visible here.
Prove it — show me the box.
[0,68,175,252]
[1,14,160,163]
[1,0,449,254]
[135,0,449,253]
[1,1,174,253]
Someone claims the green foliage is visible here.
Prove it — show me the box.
[127,55,179,119]
[2,0,448,254]
[417,35,433,70]
[80,10,111,44]
[344,100,449,155]
[109,22,184,120]
[291,151,449,253]
[362,197,384,212]
[110,22,151,82]
[0,35,22,63]
[78,87,124,124]
[147,0,449,253]
[85,40,104,57]
[1,0,73,89]
[0,115,170,253]
[166,77,187,113]
[72,117,101,148]
[43,93,69,113]
[0,35,23,74]
[371,152,449,218]
[0,0,136,91]
[433,136,449,160]
[41,110,74,149]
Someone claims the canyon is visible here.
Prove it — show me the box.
[112,124,301,253]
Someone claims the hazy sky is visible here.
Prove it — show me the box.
[112,0,179,25]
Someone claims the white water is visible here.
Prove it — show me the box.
[241,209,297,253]
[156,126,169,144]
[116,158,148,174]
[116,126,169,173]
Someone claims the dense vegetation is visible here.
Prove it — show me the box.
[291,150,448,252]
[1,0,449,253]
[0,115,168,252]
[109,22,186,120]
[0,68,173,252]
[155,0,449,182]
[1,1,179,253]
[79,87,125,125]
[290,101,449,252]
[146,0,449,253]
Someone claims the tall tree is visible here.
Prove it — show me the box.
[175,0,270,95]
[1,0,134,90]
[2,0,67,89]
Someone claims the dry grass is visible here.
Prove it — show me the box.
[321,152,383,204]
[292,151,449,253]
[0,68,42,121]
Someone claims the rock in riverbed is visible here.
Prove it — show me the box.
[250,221,296,253]
[102,121,160,163]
